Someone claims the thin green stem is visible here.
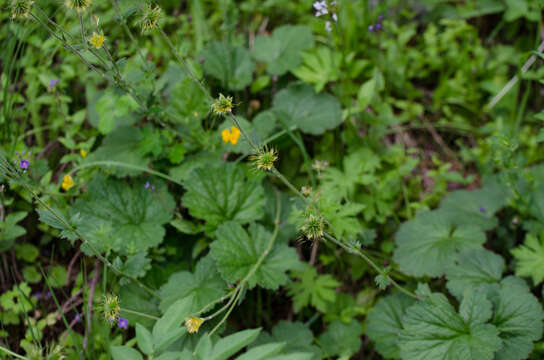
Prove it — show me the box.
[0,346,28,360]
[70,160,183,186]
[323,233,418,299]
[120,308,160,320]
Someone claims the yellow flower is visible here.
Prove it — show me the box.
[221,126,241,145]
[80,149,87,158]
[61,175,75,191]
[90,32,105,49]
[185,317,203,334]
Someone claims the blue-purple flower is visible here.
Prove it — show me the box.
[118,317,128,329]
[479,206,486,213]
[14,150,31,172]
[368,14,384,33]
[48,79,59,90]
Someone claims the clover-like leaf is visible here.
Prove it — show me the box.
[201,41,255,90]
[182,163,266,227]
[366,294,416,359]
[445,249,504,299]
[272,84,342,135]
[252,25,314,75]
[398,292,502,360]
[491,278,544,360]
[511,233,544,285]
[72,175,175,255]
[210,222,300,289]
[393,209,486,277]
[159,255,227,313]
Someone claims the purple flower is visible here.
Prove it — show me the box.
[34,292,43,300]
[325,21,332,32]
[375,23,382,31]
[19,159,29,170]
[49,79,59,90]
[479,207,486,213]
[74,313,81,322]
[45,291,51,298]
[118,317,128,329]
[144,181,150,190]
[368,25,374,32]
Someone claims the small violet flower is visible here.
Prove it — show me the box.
[118,317,128,329]
[48,79,59,90]
[368,13,385,33]
[14,150,31,172]
[74,313,81,323]
[479,206,486,213]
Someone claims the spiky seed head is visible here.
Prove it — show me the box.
[211,93,234,115]
[250,148,278,171]
[139,3,161,33]
[301,213,325,240]
[102,294,120,324]
[65,0,91,12]
[10,0,33,19]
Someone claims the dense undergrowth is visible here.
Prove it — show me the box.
[1,0,544,359]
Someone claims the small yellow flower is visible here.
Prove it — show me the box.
[185,317,203,334]
[221,126,241,145]
[80,149,87,158]
[90,32,105,49]
[61,175,75,191]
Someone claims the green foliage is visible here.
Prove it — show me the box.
[287,266,339,313]
[318,320,363,358]
[512,233,544,285]
[0,211,27,251]
[272,84,342,135]
[252,25,314,76]
[211,222,300,289]
[72,175,175,255]
[182,163,266,228]
[201,42,255,90]
[393,209,487,277]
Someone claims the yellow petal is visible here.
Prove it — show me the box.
[229,126,241,145]
[80,149,87,158]
[221,128,231,143]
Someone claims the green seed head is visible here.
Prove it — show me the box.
[10,0,33,19]
[250,148,278,171]
[301,213,325,240]
[139,3,161,33]
[102,294,120,323]
[65,0,91,12]
[211,93,234,115]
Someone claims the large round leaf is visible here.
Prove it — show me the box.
[272,84,342,135]
[201,41,255,90]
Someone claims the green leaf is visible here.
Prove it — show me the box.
[253,321,321,359]
[120,284,160,329]
[72,175,175,255]
[182,163,266,227]
[511,233,544,285]
[491,278,544,360]
[0,211,28,250]
[445,249,504,299]
[393,209,486,277]
[159,255,227,313]
[366,294,416,359]
[211,222,300,289]
[85,126,148,176]
[252,25,314,76]
[111,346,143,360]
[235,343,286,360]
[398,292,502,360]
[48,265,67,288]
[439,181,507,231]
[15,243,38,262]
[287,266,339,313]
[115,252,152,285]
[136,323,153,356]
[318,320,363,358]
[201,41,255,90]
[272,84,342,135]
[211,328,261,360]
[89,89,139,134]
[165,73,209,124]
[152,298,190,352]
[292,47,341,92]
